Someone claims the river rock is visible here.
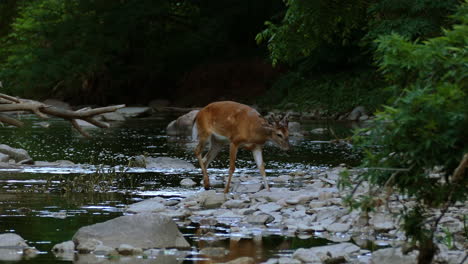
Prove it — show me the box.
[347,106,366,121]
[370,247,417,264]
[126,197,166,213]
[325,223,351,233]
[223,199,249,209]
[180,178,197,187]
[253,188,319,203]
[117,107,152,118]
[293,242,360,263]
[0,233,38,261]
[288,122,303,137]
[232,182,264,193]
[0,153,9,163]
[117,244,143,255]
[100,112,126,121]
[370,213,395,231]
[52,240,75,261]
[0,233,29,247]
[52,240,75,253]
[72,213,190,250]
[202,193,226,209]
[0,144,31,163]
[245,214,274,225]
[166,110,199,136]
[310,128,328,134]
[279,257,301,264]
[258,202,282,213]
[130,155,195,170]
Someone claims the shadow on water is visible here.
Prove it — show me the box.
[0,114,362,263]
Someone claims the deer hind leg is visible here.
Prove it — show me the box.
[195,135,210,190]
[252,147,270,191]
[202,138,223,169]
[224,143,238,193]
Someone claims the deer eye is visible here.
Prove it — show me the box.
[277,133,283,138]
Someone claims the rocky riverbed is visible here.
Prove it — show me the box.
[0,105,466,263]
[2,163,466,263]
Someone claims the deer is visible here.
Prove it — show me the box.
[192,101,290,193]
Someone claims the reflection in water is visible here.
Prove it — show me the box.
[0,114,360,263]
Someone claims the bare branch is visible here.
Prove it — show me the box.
[0,114,24,127]
[0,93,125,137]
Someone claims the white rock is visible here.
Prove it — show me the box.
[126,197,166,213]
[0,144,31,163]
[117,107,152,118]
[370,213,395,231]
[325,223,351,233]
[278,257,301,264]
[258,202,282,213]
[203,193,226,209]
[293,243,360,262]
[166,110,199,136]
[223,199,249,209]
[309,201,327,208]
[370,247,417,264]
[117,244,143,255]
[0,233,28,247]
[72,213,190,249]
[180,178,197,187]
[52,240,75,253]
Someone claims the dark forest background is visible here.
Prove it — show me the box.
[0,0,461,112]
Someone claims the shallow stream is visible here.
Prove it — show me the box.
[0,113,361,263]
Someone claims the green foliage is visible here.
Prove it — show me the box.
[1,0,197,97]
[257,0,461,66]
[257,69,387,114]
[256,0,461,113]
[364,0,461,44]
[256,0,369,66]
[0,0,282,103]
[351,2,468,260]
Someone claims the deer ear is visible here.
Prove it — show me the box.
[266,113,279,126]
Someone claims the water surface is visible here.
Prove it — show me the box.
[0,114,360,263]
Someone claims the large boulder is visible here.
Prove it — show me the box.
[166,110,199,136]
[72,213,190,251]
[0,144,31,163]
[0,233,38,261]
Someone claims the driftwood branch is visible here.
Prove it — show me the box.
[0,93,125,137]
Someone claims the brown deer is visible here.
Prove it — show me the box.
[193,101,290,193]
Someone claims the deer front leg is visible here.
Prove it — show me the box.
[252,147,270,191]
[224,143,238,193]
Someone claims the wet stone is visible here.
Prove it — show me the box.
[180,178,197,187]
[232,182,263,193]
[245,214,274,225]
[258,202,282,213]
[325,223,351,233]
[223,199,249,209]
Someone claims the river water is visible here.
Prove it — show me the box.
[0,113,361,263]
